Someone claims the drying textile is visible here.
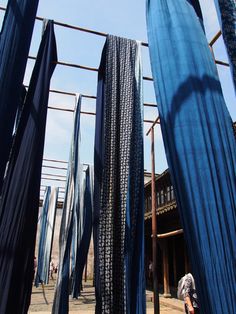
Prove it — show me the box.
[214,0,236,90]
[71,165,93,298]
[94,35,146,314]
[0,20,57,314]
[146,1,236,313]
[35,186,58,287]
[52,95,82,314]
[0,0,39,193]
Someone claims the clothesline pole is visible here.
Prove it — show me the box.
[146,116,160,136]
[150,126,160,314]
[28,55,154,81]
[41,173,66,178]
[41,177,66,182]
[0,6,223,51]
[24,85,158,107]
[0,7,149,47]
[43,158,68,164]
[42,164,67,170]
[47,105,157,123]
[209,30,222,47]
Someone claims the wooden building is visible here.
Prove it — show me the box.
[144,169,190,297]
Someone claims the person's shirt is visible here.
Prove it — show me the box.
[50,261,54,271]
[149,262,152,271]
[34,257,37,270]
[183,273,199,309]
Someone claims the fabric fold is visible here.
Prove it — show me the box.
[0,20,57,314]
[94,35,146,314]
[71,165,94,298]
[35,186,58,287]
[52,95,82,314]
[0,0,39,193]
[146,1,236,313]
[213,0,236,91]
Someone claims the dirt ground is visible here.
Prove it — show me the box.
[29,279,184,313]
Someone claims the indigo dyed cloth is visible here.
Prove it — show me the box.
[71,165,93,298]
[0,0,39,193]
[52,95,82,314]
[214,0,236,90]
[0,20,57,314]
[94,35,146,314]
[146,1,236,313]
[35,186,58,287]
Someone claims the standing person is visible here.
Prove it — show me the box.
[183,273,200,314]
[49,259,55,280]
[33,256,37,280]
[148,260,153,279]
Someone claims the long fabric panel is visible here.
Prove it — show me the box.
[0,0,39,193]
[35,186,58,287]
[70,158,83,299]
[52,95,82,314]
[213,0,236,90]
[0,20,57,314]
[146,1,236,313]
[71,165,93,298]
[94,35,146,314]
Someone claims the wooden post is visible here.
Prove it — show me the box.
[84,258,88,282]
[151,127,160,314]
[163,239,171,298]
[184,246,188,274]
[173,238,177,288]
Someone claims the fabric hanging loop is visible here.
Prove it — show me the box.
[146,1,236,313]
[52,95,82,314]
[0,20,57,314]
[94,35,146,314]
[71,165,94,298]
[213,0,236,91]
[0,0,39,194]
[35,186,58,287]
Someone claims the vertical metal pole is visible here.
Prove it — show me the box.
[151,127,160,314]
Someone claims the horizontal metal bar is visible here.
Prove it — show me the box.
[28,55,153,81]
[41,173,67,178]
[215,59,229,67]
[209,30,222,46]
[146,116,160,136]
[41,177,66,182]
[43,158,68,164]
[42,165,67,170]
[47,105,156,123]
[157,229,183,238]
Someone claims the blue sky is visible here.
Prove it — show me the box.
[0,0,235,194]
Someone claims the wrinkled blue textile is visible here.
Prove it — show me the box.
[94,35,146,314]
[146,1,236,313]
[0,0,39,193]
[35,186,58,287]
[71,165,93,298]
[52,95,82,314]
[214,0,236,91]
[70,166,83,297]
[0,20,57,314]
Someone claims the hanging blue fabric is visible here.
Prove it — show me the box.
[0,20,57,314]
[0,0,39,193]
[35,186,58,287]
[146,1,236,313]
[213,0,236,91]
[52,95,82,314]
[94,35,146,314]
[71,165,93,298]
[70,163,83,298]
